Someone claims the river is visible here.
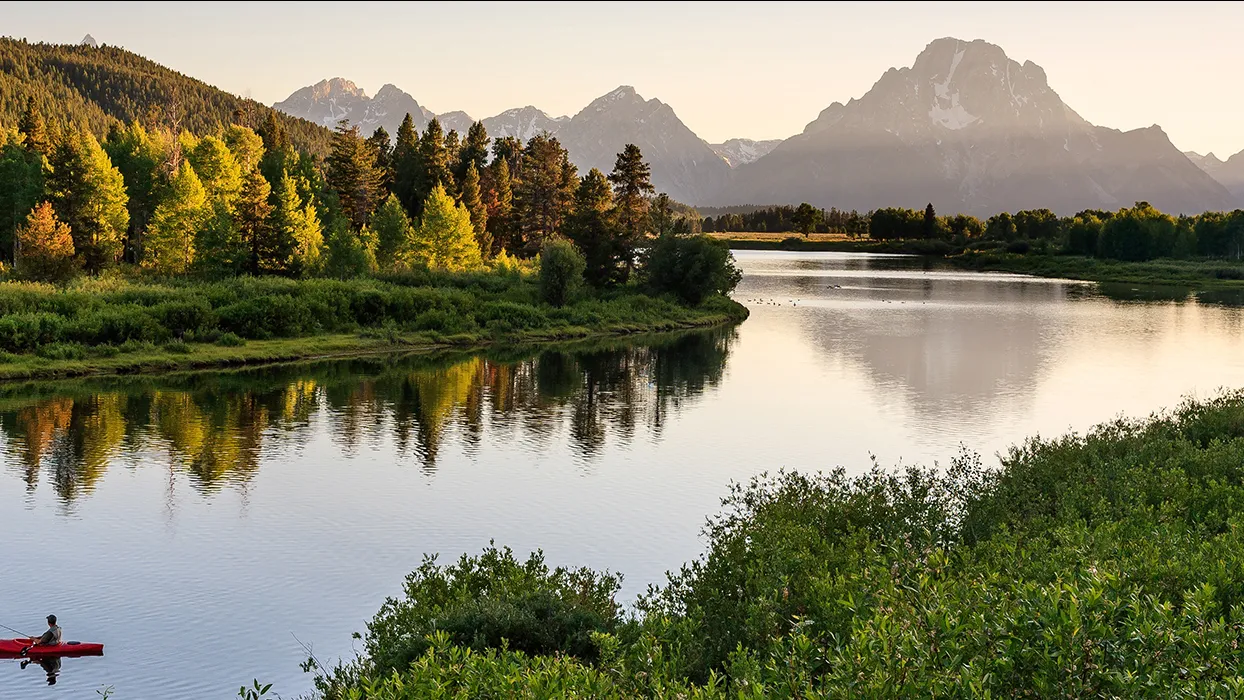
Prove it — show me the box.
[4,251,1244,697]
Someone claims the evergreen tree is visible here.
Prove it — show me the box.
[491,136,524,175]
[608,144,653,277]
[367,126,394,196]
[650,193,675,237]
[257,110,290,154]
[372,193,413,271]
[269,170,323,277]
[457,121,490,185]
[14,201,76,282]
[18,96,50,156]
[922,202,937,239]
[0,128,46,261]
[565,167,620,287]
[515,133,576,255]
[444,129,461,187]
[326,119,383,230]
[188,135,243,208]
[224,124,265,173]
[236,168,274,275]
[144,161,208,275]
[416,117,452,212]
[392,113,421,217]
[459,162,489,256]
[47,127,130,273]
[104,121,171,262]
[485,157,514,255]
[258,111,296,187]
[407,184,481,271]
[323,218,377,278]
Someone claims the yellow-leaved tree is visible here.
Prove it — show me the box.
[15,201,77,282]
[406,184,481,271]
[144,161,209,275]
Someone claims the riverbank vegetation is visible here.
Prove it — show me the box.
[0,101,744,378]
[311,392,1244,697]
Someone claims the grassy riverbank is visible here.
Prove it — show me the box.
[310,392,1244,697]
[952,251,1244,290]
[0,272,746,382]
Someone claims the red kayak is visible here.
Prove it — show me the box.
[0,638,104,658]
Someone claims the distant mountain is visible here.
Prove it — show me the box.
[0,37,333,154]
[272,79,435,138]
[1186,149,1244,206]
[437,110,476,135]
[80,34,98,48]
[556,86,732,204]
[710,138,782,168]
[481,106,569,142]
[276,81,732,203]
[714,37,1230,215]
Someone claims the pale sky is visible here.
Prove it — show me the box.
[4,1,1242,156]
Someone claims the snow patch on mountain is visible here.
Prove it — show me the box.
[709,138,783,168]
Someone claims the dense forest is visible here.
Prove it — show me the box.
[702,204,868,235]
[0,37,332,154]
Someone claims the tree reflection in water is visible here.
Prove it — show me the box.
[0,329,735,505]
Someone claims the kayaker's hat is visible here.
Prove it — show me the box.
[46,615,56,624]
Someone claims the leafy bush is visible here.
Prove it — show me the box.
[152,299,215,338]
[215,332,244,347]
[362,546,622,677]
[1006,239,1032,254]
[325,393,1244,698]
[643,235,742,305]
[538,239,586,308]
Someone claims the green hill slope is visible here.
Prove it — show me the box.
[0,37,332,155]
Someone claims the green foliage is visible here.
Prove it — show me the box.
[392,113,421,217]
[791,202,822,237]
[268,170,320,276]
[144,161,208,275]
[47,127,129,273]
[608,143,654,251]
[644,235,742,305]
[416,117,452,210]
[103,121,169,261]
[538,239,585,307]
[326,120,384,231]
[484,157,513,255]
[331,393,1244,697]
[361,545,622,678]
[460,162,490,256]
[565,168,621,288]
[0,128,46,260]
[868,207,924,240]
[0,37,331,156]
[371,194,413,271]
[407,184,481,272]
[188,135,243,209]
[516,133,576,255]
[235,168,274,275]
[323,220,378,279]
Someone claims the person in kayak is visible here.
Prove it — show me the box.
[32,615,62,647]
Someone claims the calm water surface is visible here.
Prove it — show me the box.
[5,251,1244,697]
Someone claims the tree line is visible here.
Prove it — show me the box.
[0,97,722,296]
[867,202,1244,262]
[701,204,868,235]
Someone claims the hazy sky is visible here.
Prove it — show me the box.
[4,1,1242,155]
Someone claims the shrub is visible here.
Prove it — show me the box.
[215,332,245,347]
[0,312,67,351]
[35,342,87,360]
[67,307,164,346]
[538,239,586,308]
[362,546,622,677]
[643,235,742,305]
[1006,239,1032,254]
[162,339,192,354]
[152,299,215,338]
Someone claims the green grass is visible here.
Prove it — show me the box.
[0,272,747,381]
[952,251,1244,290]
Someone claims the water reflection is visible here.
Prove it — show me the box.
[0,329,735,506]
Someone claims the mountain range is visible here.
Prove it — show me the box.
[275,38,1233,214]
[1185,150,1244,206]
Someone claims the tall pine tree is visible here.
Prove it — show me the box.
[144,161,208,275]
[236,168,274,275]
[459,161,489,257]
[367,126,394,196]
[456,121,490,185]
[415,117,452,213]
[47,128,130,273]
[392,113,421,217]
[104,121,171,263]
[608,143,654,279]
[566,167,620,288]
[18,97,50,157]
[485,157,513,255]
[326,119,383,231]
[0,127,46,261]
[515,133,576,255]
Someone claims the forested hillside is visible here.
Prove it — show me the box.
[0,37,332,155]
